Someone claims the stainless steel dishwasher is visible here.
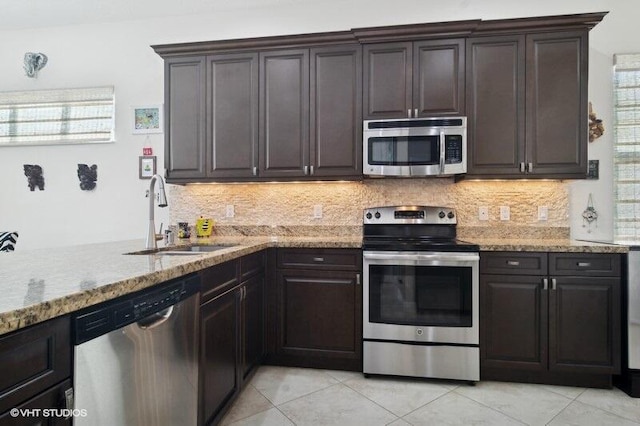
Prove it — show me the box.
[72,274,200,426]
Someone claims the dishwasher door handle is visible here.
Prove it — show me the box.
[137,306,174,330]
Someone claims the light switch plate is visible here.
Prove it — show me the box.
[500,206,510,221]
[225,205,235,218]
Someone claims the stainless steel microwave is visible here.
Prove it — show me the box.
[363,117,467,177]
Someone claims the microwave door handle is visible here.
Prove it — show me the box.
[439,131,445,174]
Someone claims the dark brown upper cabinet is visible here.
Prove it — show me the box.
[164,56,207,180]
[153,12,606,182]
[207,53,259,179]
[466,30,588,179]
[363,39,465,119]
[259,49,310,179]
[260,45,362,179]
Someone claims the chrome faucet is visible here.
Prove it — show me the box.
[146,174,168,250]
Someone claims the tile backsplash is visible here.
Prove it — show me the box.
[169,179,569,238]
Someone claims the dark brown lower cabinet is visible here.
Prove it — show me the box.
[270,249,362,371]
[199,252,265,425]
[481,252,621,388]
[242,274,265,380]
[0,379,72,426]
[200,287,240,426]
[0,316,72,424]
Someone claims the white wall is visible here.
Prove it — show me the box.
[1,0,638,249]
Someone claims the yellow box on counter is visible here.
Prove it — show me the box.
[195,217,214,237]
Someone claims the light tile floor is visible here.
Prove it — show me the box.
[221,366,640,426]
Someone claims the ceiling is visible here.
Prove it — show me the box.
[0,0,315,31]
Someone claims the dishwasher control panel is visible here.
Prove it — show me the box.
[73,274,199,344]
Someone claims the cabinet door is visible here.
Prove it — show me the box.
[165,56,206,180]
[466,36,525,176]
[277,269,362,370]
[363,42,412,119]
[526,31,588,178]
[259,49,309,178]
[413,39,465,116]
[481,274,547,372]
[242,275,264,380]
[549,277,620,374]
[310,45,362,178]
[207,53,259,178]
[200,289,240,425]
[0,316,70,414]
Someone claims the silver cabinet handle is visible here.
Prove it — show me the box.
[507,260,520,266]
[407,109,412,118]
[528,162,533,172]
[310,165,314,175]
[577,262,591,267]
[64,387,74,419]
[551,278,557,290]
[414,108,418,118]
[313,257,324,262]
[520,162,526,173]
[356,273,361,285]
[252,166,257,176]
[543,278,548,290]
[304,165,309,175]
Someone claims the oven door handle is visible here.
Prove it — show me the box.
[363,252,479,262]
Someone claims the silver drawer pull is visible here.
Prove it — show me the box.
[577,262,591,267]
[64,387,74,419]
[313,257,324,262]
[543,278,548,290]
[507,260,520,266]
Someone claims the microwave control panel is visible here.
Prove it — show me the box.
[445,135,463,164]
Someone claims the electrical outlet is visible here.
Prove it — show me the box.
[500,206,510,221]
[313,204,323,219]
[478,206,489,221]
[538,206,549,221]
[225,205,235,218]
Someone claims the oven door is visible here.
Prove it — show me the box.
[363,251,479,345]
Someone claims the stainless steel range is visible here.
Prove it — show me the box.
[362,205,480,382]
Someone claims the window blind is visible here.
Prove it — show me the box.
[614,54,640,242]
[0,86,114,145]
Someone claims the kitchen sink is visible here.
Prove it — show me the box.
[125,244,237,256]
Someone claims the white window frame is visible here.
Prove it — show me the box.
[0,86,115,146]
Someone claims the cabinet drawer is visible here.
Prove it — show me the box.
[240,251,265,282]
[0,379,72,425]
[550,253,621,277]
[0,316,71,414]
[480,252,547,275]
[201,259,239,303]
[277,249,361,271]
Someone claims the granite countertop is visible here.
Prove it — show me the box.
[472,238,630,253]
[0,234,627,337]
[0,236,361,337]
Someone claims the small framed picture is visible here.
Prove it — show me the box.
[139,156,156,179]
[132,105,163,134]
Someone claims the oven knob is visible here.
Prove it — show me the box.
[448,211,455,219]
[366,212,372,219]
[438,211,446,219]
[374,212,381,219]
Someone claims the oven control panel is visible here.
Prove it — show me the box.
[364,206,456,225]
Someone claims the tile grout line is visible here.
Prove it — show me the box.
[448,388,531,425]
[339,378,403,422]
